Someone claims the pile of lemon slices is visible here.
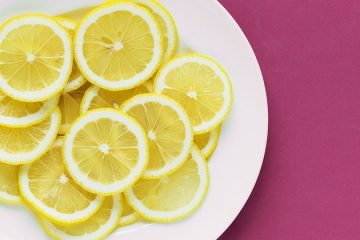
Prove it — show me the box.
[0,0,233,239]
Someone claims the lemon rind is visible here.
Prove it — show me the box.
[154,54,233,134]
[40,195,122,240]
[0,96,59,128]
[125,146,209,222]
[0,191,22,205]
[0,14,73,102]
[120,93,193,179]
[0,108,61,165]
[195,126,222,159]
[63,108,149,195]
[74,2,164,91]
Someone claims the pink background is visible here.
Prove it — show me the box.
[219,0,360,239]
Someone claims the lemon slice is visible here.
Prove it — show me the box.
[0,91,6,101]
[80,83,150,114]
[194,126,221,159]
[0,162,21,204]
[41,195,122,240]
[121,93,192,178]
[64,109,149,195]
[0,108,60,165]
[57,17,88,93]
[74,2,163,90]
[119,194,138,226]
[125,146,209,222]
[109,0,178,62]
[0,95,59,128]
[59,83,89,135]
[0,14,73,102]
[154,54,233,134]
[19,138,103,225]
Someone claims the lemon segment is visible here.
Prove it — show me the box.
[64,109,149,195]
[0,108,60,165]
[125,146,209,222]
[119,193,138,226]
[59,83,89,135]
[0,96,59,128]
[57,17,88,93]
[80,83,150,114]
[109,0,178,62]
[121,93,192,179]
[0,162,21,204]
[41,195,122,240]
[194,126,221,159]
[0,14,73,102]
[74,2,163,90]
[154,54,233,134]
[19,138,103,225]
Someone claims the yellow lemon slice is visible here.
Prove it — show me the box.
[154,54,233,134]
[74,2,163,91]
[80,82,150,114]
[58,83,90,135]
[64,109,149,195]
[0,14,73,102]
[0,95,59,128]
[0,108,60,165]
[57,17,88,93]
[194,126,221,159]
[109,0,178,62]
[0,162,21,204]
[119,193,138,226]
[125,146,209,222]
[121,93,192,178]
[19,138,103,225]
[41,195,122,240]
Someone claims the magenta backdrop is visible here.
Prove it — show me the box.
[218,0,360,239]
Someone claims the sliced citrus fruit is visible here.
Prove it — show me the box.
[57,17,88,93]
[0,96,59,128]
[64,109,149,195]
[58,83,89,135]
[121,93,192,178]
[154,54,233,134]
[0,14,73,102]
[125,146,209,222]
[19,138,104,225]
[109,0,178,62]
[0,162,21,204]
[80,83,150,113]
[74,2,163,90]
[0,108,60,165]
[41,195,122,240]
[119,193,138,226]
[194,126,221,159]
[0,91,6,101]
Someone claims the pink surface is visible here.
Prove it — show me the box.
[219,0,360,239]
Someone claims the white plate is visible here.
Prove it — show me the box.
[0,0,268,239]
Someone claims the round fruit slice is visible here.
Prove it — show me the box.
[80,83,150,114]
[109,0,178,62]
[0,108,60,165]
[0,96,59,128]
[59,83,89,135]
[119,194,138,226]
[74,2,163,90]
[57,17,87,93]
[0,14,73,102]
[0,162,21,204]
[154,54,233,134]
[19,138,104,225]
[194,126,221,159]
[41,195,121,240]
[125,146,209,222]
[121,93,192,178]
[64,109,149,195]
[0,91,6,101]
